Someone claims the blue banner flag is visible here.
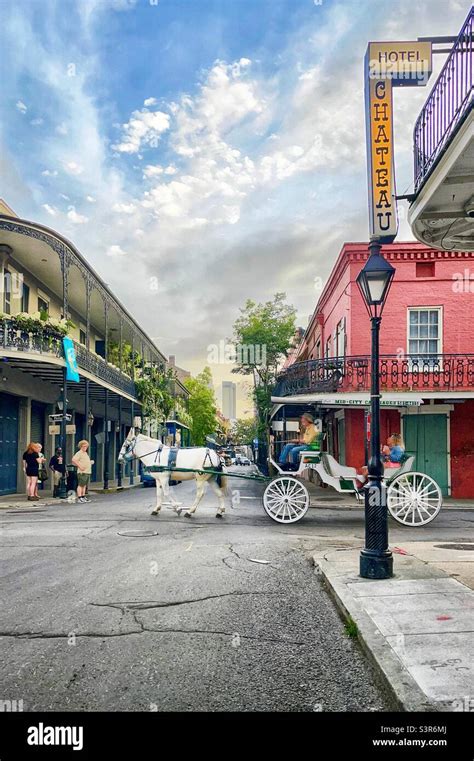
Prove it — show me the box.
[63,337,80,382]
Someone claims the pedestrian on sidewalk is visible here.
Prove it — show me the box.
[22,442,43,501]
[72,440,94,504]
[49,447,65,497]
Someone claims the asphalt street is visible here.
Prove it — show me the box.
[2,469,473,712]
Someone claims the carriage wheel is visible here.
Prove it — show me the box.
[387,471,442,527]
[263,476,310,524]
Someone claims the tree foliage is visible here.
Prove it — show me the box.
[232,293,297,436]
[230,417,258,445]
[135,366,176,429]
[184,367,218,445]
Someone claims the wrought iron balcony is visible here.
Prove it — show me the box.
[413,7,473,191]
[0,318,136,397]
[73,341,136,397]
[274,354,474,397]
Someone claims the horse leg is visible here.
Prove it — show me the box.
[151,475,164,516]
[162,477,183,512]
[184,476,207,518]
[210,476,226,518]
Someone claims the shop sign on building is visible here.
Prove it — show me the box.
[365,41,432,242]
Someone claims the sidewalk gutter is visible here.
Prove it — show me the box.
[313,548,474,712]
[0,481,141,509]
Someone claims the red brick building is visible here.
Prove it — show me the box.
[271,242,474,498]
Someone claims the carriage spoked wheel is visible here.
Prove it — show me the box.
[387,471,442,527]
[263,476,310,524]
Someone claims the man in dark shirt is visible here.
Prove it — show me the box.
[49,447,65,497]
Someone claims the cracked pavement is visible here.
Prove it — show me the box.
[2,471,473,712]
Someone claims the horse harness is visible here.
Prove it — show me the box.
[127,437,220,472]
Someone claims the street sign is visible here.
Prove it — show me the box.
[49,413,72,423]
[365,41,432,242]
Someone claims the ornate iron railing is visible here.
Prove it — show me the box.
[0,318,136,397]
[413,7,473,191]
[274,355,474,396]
[73,341,136,397]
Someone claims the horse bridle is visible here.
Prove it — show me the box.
[122,435,163,463]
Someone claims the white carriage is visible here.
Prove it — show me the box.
[263,449,443,527]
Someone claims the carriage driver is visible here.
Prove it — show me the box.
[278,413,319,467]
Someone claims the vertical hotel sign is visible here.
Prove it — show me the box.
[365,41,432,242]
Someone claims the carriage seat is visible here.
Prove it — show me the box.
[383,455,415,480]
[297,437,322,463]
[314,453,359,494]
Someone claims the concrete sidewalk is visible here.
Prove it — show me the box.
[0,479,141,509]
[313,547,474,712]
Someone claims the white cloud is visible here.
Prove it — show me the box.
[143,164,177,178]
[41,169,58,177]
[56,122,68,135]
[16,100,27,113]
[86,195,96,202]
[143,164,164,178]
[112,108,170,154]
[31,118,43,126]
[112,202,136,214]
[42,204,57,216]
[144,97,158,107]
[63,161,84,175]
[67,206,88,224]
[106,244,128,257]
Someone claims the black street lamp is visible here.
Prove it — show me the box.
[356,240,396,580]
[57,372,69,499]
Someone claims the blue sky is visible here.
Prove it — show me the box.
[0,0,471,413]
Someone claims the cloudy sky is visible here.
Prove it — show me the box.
[0,0,470,415]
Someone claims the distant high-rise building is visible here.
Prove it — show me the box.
[222,381,237,420]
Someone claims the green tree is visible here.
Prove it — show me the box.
[184,367,218,445]
[232,292,297,445]
[230,417,258,446]
[135,366,176,429]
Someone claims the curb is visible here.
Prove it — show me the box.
[312,556,443,713]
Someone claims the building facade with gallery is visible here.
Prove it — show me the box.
[0,200,189,496]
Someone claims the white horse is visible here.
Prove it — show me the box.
[118,429,228,518]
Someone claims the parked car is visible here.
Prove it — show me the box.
[141,470,181,487]
[235,455,251,466]
[141,470,156,487]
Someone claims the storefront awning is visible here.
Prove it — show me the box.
[270,392,424,408]
[165,419,190,430]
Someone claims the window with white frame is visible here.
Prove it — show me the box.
[316,340,321,359]
[408,308,441,360]
[335,318,345,358]
[325,336,332,358]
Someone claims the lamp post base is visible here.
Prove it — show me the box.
[57,476,68,500]
[360,549,393,580]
